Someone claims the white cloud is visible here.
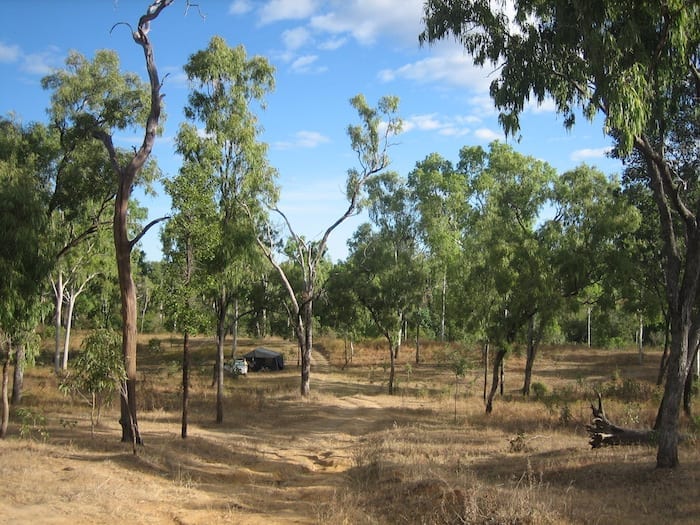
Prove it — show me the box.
[259,0,319,24]
[282,27,312,51]
[402,113,477,137]
[379,50,492,93]
[318,37,347,51]
[308,0,424,46]
[21,50,60,75]
[290,54,326,73]
[228,0,253,15]
[571,147,613,161]
[0,42,20,63]
[474,128,503,142]
[274,130,330,150]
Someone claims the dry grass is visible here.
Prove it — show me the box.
[0,334,698,524]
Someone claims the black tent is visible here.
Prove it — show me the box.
[243,347,285,371]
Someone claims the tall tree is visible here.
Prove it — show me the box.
[178,36,276,423]
[42,1,173,445]
[408,153,469,341]
[346,173,429,394]
[0,117,54,434]
[162,159,214,438]
[421,0,699,468]
[257,94,402,397]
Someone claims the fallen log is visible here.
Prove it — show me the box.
[586,392,656,448]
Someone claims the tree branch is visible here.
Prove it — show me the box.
[129,215,170,250]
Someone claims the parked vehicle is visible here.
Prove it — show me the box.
[224,358,248,376]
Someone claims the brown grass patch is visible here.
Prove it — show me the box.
[1,335,698,524]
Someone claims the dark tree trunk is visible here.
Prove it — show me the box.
[522,314,542,396]
[387,335,397,395]
[215,295,227,424]
[482,342,488,402]
[1,341,9,438]
[415,322,421,364]
[485,348,507,413]
[181,331,190,438]
[656,316,671,386]
[682,346,698,417]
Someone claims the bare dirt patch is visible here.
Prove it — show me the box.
[1,337,698,524]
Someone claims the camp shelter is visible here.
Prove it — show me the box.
[243,347,285,371]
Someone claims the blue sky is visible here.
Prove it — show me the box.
[0,0,621,262]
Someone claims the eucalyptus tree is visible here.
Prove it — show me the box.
[346,172,429,394]
[459,142,557,409]
[257,94,402,397]
[422,0,699,468]
[42,1,173,445]
[177,36,276,423]
[0,117,54,435]
[319,261,371,367]
[162,158,215,438]
[408,153,470,341]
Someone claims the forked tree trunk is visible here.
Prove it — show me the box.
[485,348,507,414]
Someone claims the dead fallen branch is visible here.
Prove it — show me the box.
[586,392,656,448]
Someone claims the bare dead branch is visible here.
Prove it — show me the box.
[129,215,171,249]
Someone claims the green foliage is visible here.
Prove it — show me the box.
[15,408,49,442]
[531,381,547,400]
[59,329,125,431]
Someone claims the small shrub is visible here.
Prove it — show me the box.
[508,431,529,453]
[147,338,163,354]
[559,404,572,425]
[59,329,125,436]
[531,382,547,400]
[16,408,49,441]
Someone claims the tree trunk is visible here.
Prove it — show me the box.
[181,330,190,439]
[655,322,693,468]
[1,340,10,438]
[62,292,76,370]
[485,348,506,414]
[387,335,397,395]
[231,298,239,359]
[440,269,447,342]
[110,0,171,446]
[116,191,141,445]
[522,316,537,396]
[53,272,64,374]
[482,342,488,402]
[415,321,421,364]
[682,345,698,417]
[656,315,671,385]
[299,297,313,397]
[11,343,24,405]
[215,293,227,424]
